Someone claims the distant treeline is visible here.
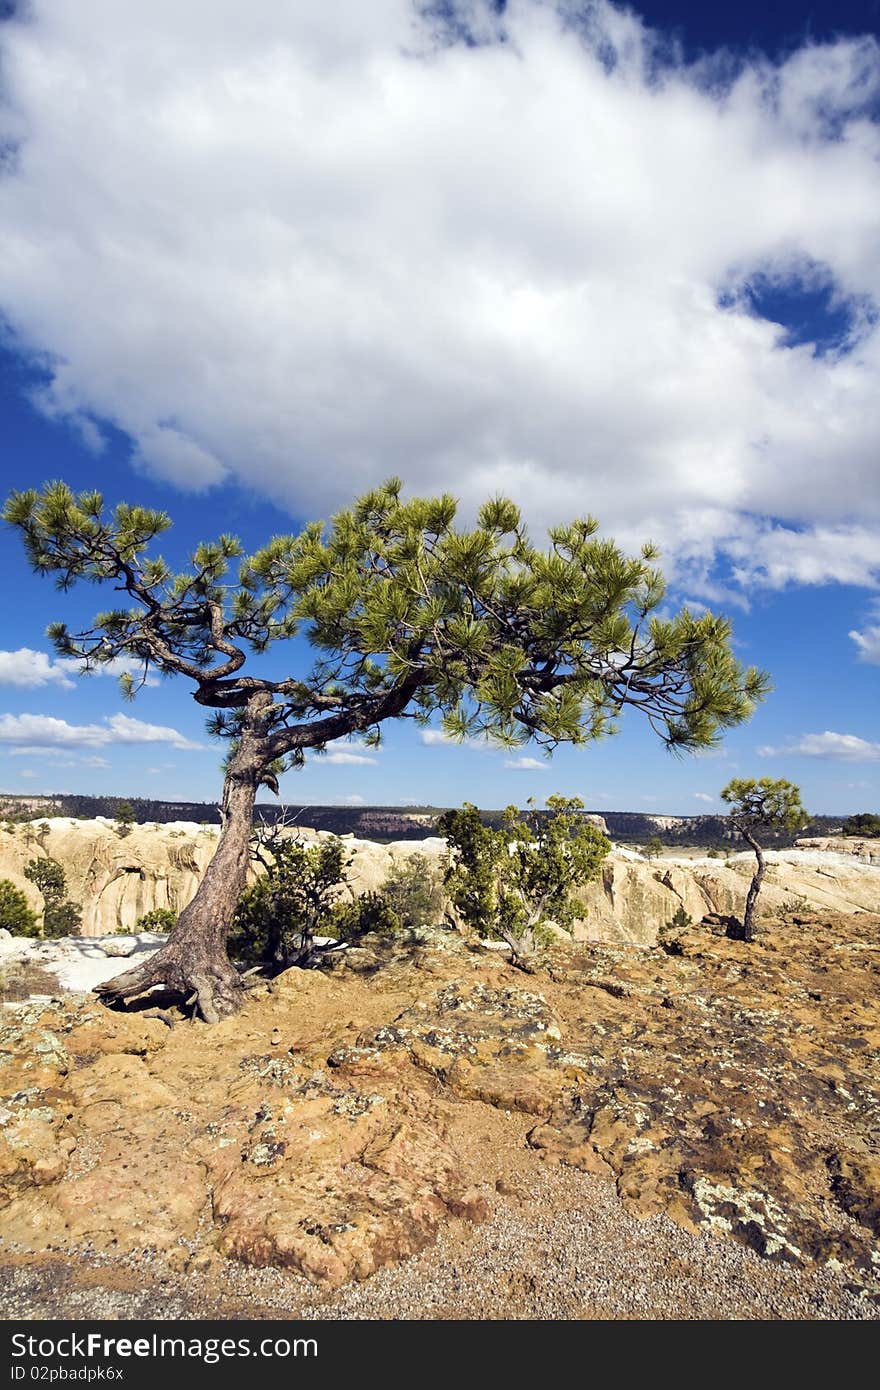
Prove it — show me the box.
[0,792,846,848]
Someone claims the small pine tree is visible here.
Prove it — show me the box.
[440,796,610,966]
[114,801,136,838]
[666,904,692,932]
[229,833,352,969]
[0,880,39,936]
[24,858,82,937]
[721,778,809,941]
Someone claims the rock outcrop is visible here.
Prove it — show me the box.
[1,913,878,1290]
[796,836,880,865]
[0,819,220,936]
[2,819,880,941]
[573,849,880,943]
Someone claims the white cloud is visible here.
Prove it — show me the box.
[693,792,715,803]
[0,648,160,690]
[322,751,377,766]
[504,756,547,771]
[420,729,490,750]
[850,623,880,664]
[0,712,202,751]
[320,737,378,765]
[727,524,880,591]
[342,794,366,805]
[0,3,878,593]
[0,649,75,690]
[758,730,880,761]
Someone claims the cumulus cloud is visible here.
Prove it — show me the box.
[850,623,880,663]
[319,737,378,765]
[0,2,878,595]
[0,648,160,690]
[504,756,547,771]
[0,712,202,751]
[758,730,880,760]
[0,649,75,689]
[693,792,715,803]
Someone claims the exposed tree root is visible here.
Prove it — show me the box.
[94,944,244,1023]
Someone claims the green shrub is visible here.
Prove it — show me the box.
[642,835,664,861]
[134,908,178,933]
[381,853,445,929]
[0,879,39,936]
[24,858,82,937]
[439,796,610,965]
[664,905,692,933]
[706,847,722,859]
[778,894,813,916]
[331,891,400,941]
[229,834,352,968]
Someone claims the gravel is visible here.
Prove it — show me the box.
[1,1167,876,1322]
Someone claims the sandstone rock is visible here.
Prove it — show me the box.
[796,836,880,865]
[1,911,878,1290]
[0,820,217,936]
[2,818,879,944]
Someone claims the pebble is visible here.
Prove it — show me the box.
[1,1168,876,1321]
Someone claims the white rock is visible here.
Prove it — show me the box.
[99,936,139,957]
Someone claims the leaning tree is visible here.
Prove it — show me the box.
[721,777,809,941]
[5,478,768,1020]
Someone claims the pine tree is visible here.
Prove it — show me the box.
[721,778,808,940]
[0,880,39,937]
[5,479,768,1019]
[23,858,82,937]
[441,796,611,965]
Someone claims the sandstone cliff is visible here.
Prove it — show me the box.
[0,819,218,934]
[2,818,880,940]
[795,835,880,865]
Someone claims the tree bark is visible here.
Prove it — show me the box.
[95,745,260,1022]
[727,829,763,943]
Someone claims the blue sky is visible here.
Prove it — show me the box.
[0,0,878,816]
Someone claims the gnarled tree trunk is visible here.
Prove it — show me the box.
[727,829,764,943]
[95,749,259,1022]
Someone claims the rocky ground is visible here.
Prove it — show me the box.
[0,910,878,1320]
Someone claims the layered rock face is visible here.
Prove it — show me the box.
[574,849,880,943]
[796,836,880,865]
[2,819,879,942]
[0,819,219,935]
[1,914,878,1290]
